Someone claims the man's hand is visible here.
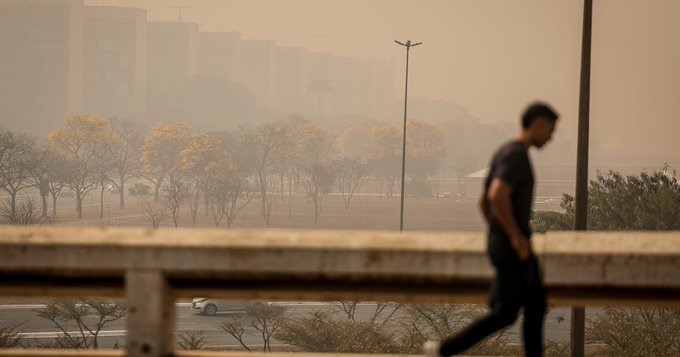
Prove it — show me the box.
[510,234,530,261]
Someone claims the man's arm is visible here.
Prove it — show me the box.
[487,178,530,261]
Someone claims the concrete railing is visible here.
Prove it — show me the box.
[1,226,679,356]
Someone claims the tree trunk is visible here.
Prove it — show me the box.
[51,194,58,216]
[41,194,48,217]
[204,191,209,217]
[100,186,105,219]
[10,191,16,215]
[76,192,83,219]
[280,175,284,199]
[288,174,293,221]
[153,181,161,201]
[258,172,269,226]
[119,178,125,209]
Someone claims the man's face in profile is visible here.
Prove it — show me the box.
[533,118,557,148]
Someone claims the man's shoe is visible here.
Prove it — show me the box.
[422,340,443,357]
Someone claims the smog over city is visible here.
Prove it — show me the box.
[0,0,679,242]
[0,1,679,353]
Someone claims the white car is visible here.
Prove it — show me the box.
[191,298,248,315]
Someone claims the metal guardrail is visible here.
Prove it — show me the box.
[1,226,679,356]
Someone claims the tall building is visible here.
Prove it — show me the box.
[197,31,241,83]
[331,56,356,117]
[304,52,335,116]
[0,0,84,135]
[351,59,375,117]
[147,21,198,123]
[84,6,147,122]
[240,40,277,110]
[275,46,306,115]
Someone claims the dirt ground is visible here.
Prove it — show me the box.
[53,194,489,232]
[53,192,562,232]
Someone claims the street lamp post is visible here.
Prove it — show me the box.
[395,40,422,232]
[571,1,593,356]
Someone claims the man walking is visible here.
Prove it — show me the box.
[424,102,559,357]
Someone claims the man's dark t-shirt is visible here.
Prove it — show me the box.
[484,141,534,260]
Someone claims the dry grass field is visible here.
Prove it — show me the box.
[53,192,561,232]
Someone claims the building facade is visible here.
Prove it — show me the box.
[84,6,147,122]
[0,0,84,135]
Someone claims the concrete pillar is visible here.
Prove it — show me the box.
[126,270,175,357]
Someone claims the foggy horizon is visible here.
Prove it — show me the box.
[2,0,679,167]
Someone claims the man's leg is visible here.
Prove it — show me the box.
[438,262,524,356]
[438,303,520,356]
[522,256,547,357]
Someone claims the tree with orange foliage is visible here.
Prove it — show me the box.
[369,126,402,196]
[48,114,119,219]
[180,134,226,226]
[368,119,445,197]
[141,123,193,201]
[338,122,373,161]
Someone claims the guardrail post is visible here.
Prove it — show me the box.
[126,269,175,357]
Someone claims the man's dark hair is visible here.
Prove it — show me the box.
[521,102,559,129]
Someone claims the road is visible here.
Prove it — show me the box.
[0,301,578,350]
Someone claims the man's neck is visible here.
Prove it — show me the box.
[517,132,533,150]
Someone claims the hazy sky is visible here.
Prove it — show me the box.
[86,0,679,166]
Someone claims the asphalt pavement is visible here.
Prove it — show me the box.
[0,301,577,350]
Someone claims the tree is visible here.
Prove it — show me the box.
[206,164,255,228]
[180,134,225,226]
[405,119,445,179]
[35,298,125,350]
[276,311,401,354]
[0,129,35,214]
[219,303,286,352]
[533,168,680,356]
[141,122,193,201]
[177,330,207,350]
[533,168,680,232]
[128,182,151,208]
[0,197,38,225]
[0,321,22,348]
[297,120,334,167]
[397,304,513,355]
[144,203,166,229]
[335,301,401,325]
[333,156,367,209]
[338,122,374,161]
[26,146,73,217]
[235,123,283,226]
[531,207,573,234]
[587,307,680,357]
[299,163,335,224]
[369,126,402,196]
[161,177,187,228]
[405,119,445,197]
[45,156,71,217]
[107,117,143,209]
[25,144,72,218]
[48,114,118,219]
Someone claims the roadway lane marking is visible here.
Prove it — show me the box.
[18,330,126,339]
[0,303,192,309]
[0,304,46,309]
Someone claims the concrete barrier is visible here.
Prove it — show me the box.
[1,226,679,356]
